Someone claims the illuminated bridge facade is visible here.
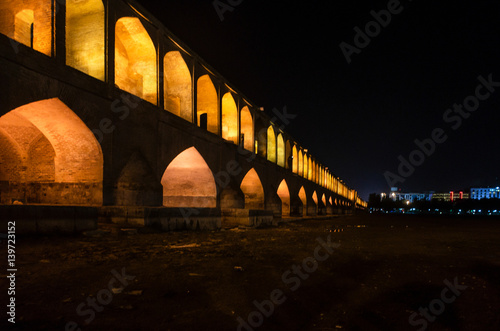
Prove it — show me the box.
[0,0,366,232]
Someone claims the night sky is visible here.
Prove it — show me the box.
[137,0,500,200]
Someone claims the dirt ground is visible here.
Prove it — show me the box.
[2,213,500,331]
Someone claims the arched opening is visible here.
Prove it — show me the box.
[240,168,264,210]
[322,193,327,206]
[256,123,267,157]
[312,191,318,205]
[319,166,323,186]
[285,140,292,170]
[197,75,218,134]
[298,150,303,176]
[66,0,105,80]
[115,17,157,104]
[0,1,52,56]
[240,106,253,151]
[292,145,298,174]
[161,147,216,208]
[303,154,308,178]
[311,158,316,182]
[164,51,192,121]
[277,134,285,167]
[0,98,103,205]
[15,9,33,48]
[307,157,313,180]
[298,186,307,208]
[267,126,276,163]
[315,163,319,184]
[222,93,238,144]
[277,179,290,216]
[326,195,333,214]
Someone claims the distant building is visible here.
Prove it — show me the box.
[382,188,471,203]
[470,187,500,200]
[431,191,469,201]
[395,192,431,203]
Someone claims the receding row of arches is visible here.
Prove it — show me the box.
[265,126,350,197]
[0,0,357,202]
[0,99,349,214]
[0,1,256,150]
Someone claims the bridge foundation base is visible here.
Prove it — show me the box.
[221,208,275,228]
[0,205,98,234]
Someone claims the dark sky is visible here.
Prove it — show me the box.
[137,0,500,200]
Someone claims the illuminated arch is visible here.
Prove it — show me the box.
[312,160,316,182]
[321,193,326,206]
[0,98,103,205]
[255,124,267,157]
[115,17,157,104]
[240,106,253,151]
[303,154,308,178]
[277,179,290,216]
[307,157,313,180]
[240,168,264,209]
[298,186,307,207]
[197,75,218,134]
[292,145,298,174]
[0,1,53,56]
[319,166,323,186]
[164,51,192,121]
[222,93,238,144]
[161,147,216,208]
[312,191,318,205]
[66,0,105,80]
[15,10,34,48]
[298,150,303,176]
[285,140,292,169]
[277,134,285,167]
[267,126,276,163]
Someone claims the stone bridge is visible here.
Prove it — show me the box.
[0,0,366,233]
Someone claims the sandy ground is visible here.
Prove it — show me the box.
[1,214,500,331]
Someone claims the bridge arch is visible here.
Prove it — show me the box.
[66,0,105,80]
[222,93,238,144]
[308,190,318,215]
[164,51,192,121]
[197,75,218,134]
[0,98,103,205]
[0,1,52,56]
[240,168,264,210]
[303,154,308,178]
[277,179,290,216]
[285,140,292,169]
[115,17,157,104]
[294,186,307,216]
[267,126,276,163]
[292,145,298,174]
[277,133,285,167]
[327,196,333,214]
[298,186,307,206]
[298,150,303,176]
[161,147,217,208]
[308,157,313,180]
[240,106,253,151]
